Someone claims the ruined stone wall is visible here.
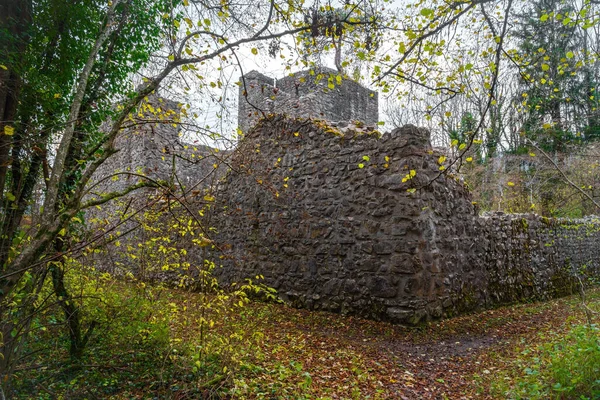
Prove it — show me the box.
[90,96,219,196]
[238,68,378,134]
[211,116,600,324]
[89,92,600,325]
[87,95,223,279]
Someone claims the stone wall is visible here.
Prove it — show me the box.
[238,68,378,133]
[211,115,600,324]
[89,92,600,325]
[87,95,223,278]
[90,95,219,197]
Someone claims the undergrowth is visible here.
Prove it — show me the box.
[489,307,600,399]
[10,270,269,399]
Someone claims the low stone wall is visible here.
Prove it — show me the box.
[211,115,600,324]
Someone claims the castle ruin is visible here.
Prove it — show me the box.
[238,68,378,133]
[89,72,600,325]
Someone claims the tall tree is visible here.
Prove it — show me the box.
[0,0,383,388]
[513,0,584,153]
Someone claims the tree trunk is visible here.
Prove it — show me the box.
[0,0,32,199]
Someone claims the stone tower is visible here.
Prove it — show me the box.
[238,68,378,133]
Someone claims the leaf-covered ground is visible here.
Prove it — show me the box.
[218,289,598,399]
[14,285,599,399]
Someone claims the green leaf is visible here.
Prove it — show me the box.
[566,51,574,59]
[540,14,549,22]
[420,8,434,17]
[6,192,15,202]
[541,63,550,71]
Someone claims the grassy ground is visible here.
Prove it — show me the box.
[12,280,600,399]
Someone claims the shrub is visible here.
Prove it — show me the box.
[492,323,600,399]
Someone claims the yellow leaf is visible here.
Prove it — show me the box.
[203,194,215,202]
[4,126,14,136]
[251,48,258,55]
[507,181,515,187]
[54,93,61,99]
[358,163,365,169]
[438,155,446,164]
[529,152,536,157]
[466,157,473,162]
[0,65,7,70]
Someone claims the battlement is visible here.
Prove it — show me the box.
[238,68,378,133]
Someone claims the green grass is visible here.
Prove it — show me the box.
[490,321,600,399]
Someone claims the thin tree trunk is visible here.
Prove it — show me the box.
[0,0,32,200]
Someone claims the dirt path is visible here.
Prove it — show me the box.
[247,291,590,399]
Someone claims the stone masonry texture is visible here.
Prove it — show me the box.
[238,68,379,134]
[211,115,600,325]
[90,81,599,325]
